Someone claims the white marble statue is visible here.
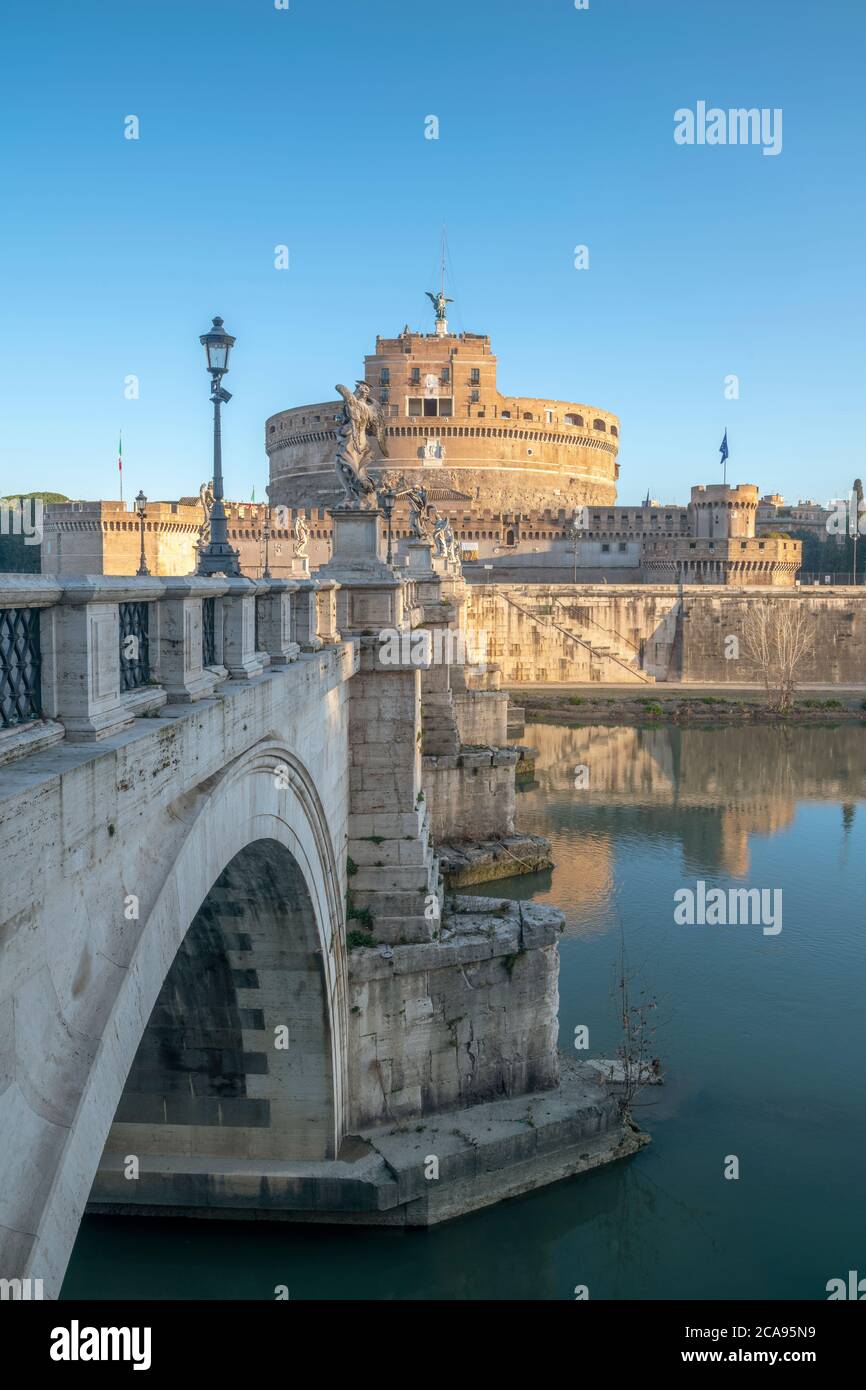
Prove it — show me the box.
[334,381,389,506]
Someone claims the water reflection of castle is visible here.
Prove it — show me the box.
[526,724,865,881]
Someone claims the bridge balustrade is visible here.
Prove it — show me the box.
[0,603,42,729]
[0,574,342,766]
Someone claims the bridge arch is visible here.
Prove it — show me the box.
[23,739,348,1296]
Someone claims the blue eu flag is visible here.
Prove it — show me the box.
[719,430,729,463]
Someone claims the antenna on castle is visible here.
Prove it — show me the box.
[440,226,446,300]
[425,226,454,337]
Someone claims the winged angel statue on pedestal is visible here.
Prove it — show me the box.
[334,381,389,506]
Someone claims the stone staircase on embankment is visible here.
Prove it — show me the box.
[498,591,655,685]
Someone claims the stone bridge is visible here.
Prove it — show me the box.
[0,513,642,1298]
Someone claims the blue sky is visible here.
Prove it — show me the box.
[0,0,863,506]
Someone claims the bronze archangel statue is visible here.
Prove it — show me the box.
[426,290,453,322]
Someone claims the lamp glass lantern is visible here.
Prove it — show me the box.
[135,489,147,517]
[200,316,235,375]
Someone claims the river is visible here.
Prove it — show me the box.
[62,722,866,1300]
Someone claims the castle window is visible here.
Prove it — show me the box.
[523,412,533,420]
[441,367,450,384]
[601,543,610,553]
[439,398,453,416]
[423,398,437,416]
[380,389,390,403]
[565,414,584,427]
[618,543,627,553]
[411,367,420,384]
[610,426,618,437]
[470,389,480,403]
[470,368,480,385]
[501,410,511,419]
[269,425,275,434]
[593,419,606,431]
[380,367,390,384]
[545,410,553,424]
[408,398,423,416]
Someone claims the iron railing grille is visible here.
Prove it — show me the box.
[202,597,216,666]
[0,606,42,728]
[254,597,262,653]
[118,601,151,692]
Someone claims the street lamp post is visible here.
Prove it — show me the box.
[135,489,150,576]
[197,316,241,576]
[380,484,396,565]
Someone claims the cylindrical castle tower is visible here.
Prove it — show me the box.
[266,324,620,514]
[688,484,759,538]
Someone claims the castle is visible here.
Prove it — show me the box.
[266,321,620,516]
[35,306,800,588]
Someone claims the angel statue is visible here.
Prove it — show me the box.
[334,380,389,507]
[405,482,432,539]
[292,513,309,558]
[433,513,458,563]
[426,289,453,322]
[197,479,215,544]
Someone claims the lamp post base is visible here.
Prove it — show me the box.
[197,541,241,577]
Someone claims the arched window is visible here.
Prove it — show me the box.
[610,425,618,437]
[593,419,606,432]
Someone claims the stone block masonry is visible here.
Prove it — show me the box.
[422,747,517,842]
[346,897,561,1127]
[464,584,866,686]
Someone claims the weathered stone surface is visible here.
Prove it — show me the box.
[438,834,553,888]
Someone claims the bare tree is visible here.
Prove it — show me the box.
[612,932,660,1120]
[740,602,814,712]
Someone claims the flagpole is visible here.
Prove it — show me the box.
[118,431,123,504]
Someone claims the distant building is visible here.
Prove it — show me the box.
[756,493,832,540]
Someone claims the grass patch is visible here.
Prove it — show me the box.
[346,930,377,950]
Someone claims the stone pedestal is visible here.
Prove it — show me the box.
[318,507,405,636]
[405,539,435,575]
[328,507,386,572]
